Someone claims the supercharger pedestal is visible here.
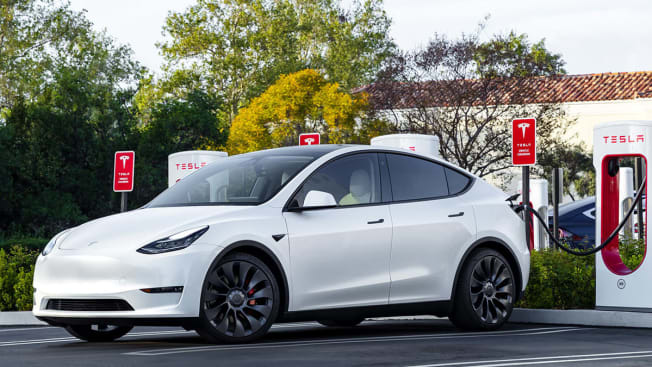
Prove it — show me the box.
[518,179,549,250]
[168,150,227,187]
[594,120,650,311]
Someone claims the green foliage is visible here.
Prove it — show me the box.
[474,31,566,78]
[0,237,48,251]
[227,69,369,154]
[0,246,39,311]
[157,0,394,121]
[619,237,645,271]
[517,249,595,309]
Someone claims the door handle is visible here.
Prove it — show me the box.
[367,218,385,224]
[448,212,464,218]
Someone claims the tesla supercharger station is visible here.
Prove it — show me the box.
[168,150,227,187]
[517,179,549,250]
[594,120,650,311]
[370,134,441,158]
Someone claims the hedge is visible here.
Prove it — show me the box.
[516,249,595,309]
[0,246,39,311]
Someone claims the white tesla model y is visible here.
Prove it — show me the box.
[33,145,530,343]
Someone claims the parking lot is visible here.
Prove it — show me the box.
[2,319,652,366]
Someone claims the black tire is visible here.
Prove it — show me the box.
[196,252,280,343]
[318,318,365,327]
[449,248,516,331]
[64,324,133,342]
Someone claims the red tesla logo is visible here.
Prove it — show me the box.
[602,135,645,144]
[299,133,320,146]
[113,151,135,192]
[512,118,536,166]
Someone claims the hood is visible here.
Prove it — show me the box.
[58,206,250,251]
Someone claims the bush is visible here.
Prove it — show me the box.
[619,237,645,271]
[0,237,49,252]
[517,249,595,309]
[0,246,39,311]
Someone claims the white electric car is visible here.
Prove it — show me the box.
[33,145,530,343]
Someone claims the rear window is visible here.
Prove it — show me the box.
[386,154,449,201]
[444,167,471,195]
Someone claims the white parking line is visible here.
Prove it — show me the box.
[406,350,652,367]
[0,322,320,347]
[0,327,56,333]
[0,330,194,347]
[124,327,587,356]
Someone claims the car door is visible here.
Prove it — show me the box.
[383,153,476,303]
[283,153,393,311]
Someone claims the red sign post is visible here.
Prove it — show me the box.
[299,133,320,146]
[113,151,134,212]
[512,118,536,251]
[512,118,536,166]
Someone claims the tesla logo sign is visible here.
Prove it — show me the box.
[602,135,645,144]
[512,118,536,166]
[113,151,134,192]
[299,133,320,146]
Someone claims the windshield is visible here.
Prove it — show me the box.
[147,147,336,207]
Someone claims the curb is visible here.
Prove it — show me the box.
[0,311,46,326]
[511,308,652,328]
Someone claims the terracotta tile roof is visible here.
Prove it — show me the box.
[359,71,652,108]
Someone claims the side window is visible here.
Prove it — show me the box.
[444,167,471,195]
[291,153,381,208]
[386,154,448,201]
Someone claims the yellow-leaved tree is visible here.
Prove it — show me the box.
[227,69,378,154]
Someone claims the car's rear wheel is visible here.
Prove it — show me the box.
[318,318,365,327]
[65,324,133,342]
[449,248,515,331]
[196,252,280,343]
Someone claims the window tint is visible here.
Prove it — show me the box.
[291,153,381,208]
[445,167,471,195]
[386,154,448,201]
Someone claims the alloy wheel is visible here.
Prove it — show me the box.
[203,260,274,337]
[469,255,513,324]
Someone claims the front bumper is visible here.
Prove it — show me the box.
[32,242,222,321]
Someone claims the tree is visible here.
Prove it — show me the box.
[227,69,369,154]
[0,3,143,236]
[367,29,573,180]
[157,0,394,122]
[0,0,95,114]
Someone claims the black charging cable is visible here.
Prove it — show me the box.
[517,176,646,256]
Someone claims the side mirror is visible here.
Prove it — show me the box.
[303,190,337,208]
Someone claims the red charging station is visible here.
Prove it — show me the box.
[594,121,649,311]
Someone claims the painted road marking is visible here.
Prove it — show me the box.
[0,327,56,333]
[0,322,320,347]
[406,350,652,367]
[124,327,587,356]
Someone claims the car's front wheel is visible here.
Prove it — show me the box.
[65,324,133,342]
[196,252,280,343]
[449,248,515,331]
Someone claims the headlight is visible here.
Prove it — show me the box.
[42,229,72,256]
[137,226,209,254]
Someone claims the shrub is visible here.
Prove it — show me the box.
[0,237,49,252]
[0,246,39,311]
[619,237,645,271]
[517,249,595,309]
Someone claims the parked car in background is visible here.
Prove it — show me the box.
[549,197,595,249]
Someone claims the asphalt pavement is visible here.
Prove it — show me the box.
[1,319,652,366]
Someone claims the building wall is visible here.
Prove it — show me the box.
[564,98,652,148]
